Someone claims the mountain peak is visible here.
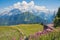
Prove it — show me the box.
[8,9,21,16]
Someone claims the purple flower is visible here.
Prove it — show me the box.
[20,36,23,40]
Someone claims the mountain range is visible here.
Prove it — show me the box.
[0,8,56,26]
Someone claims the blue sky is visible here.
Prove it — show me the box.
[0,0,60,10]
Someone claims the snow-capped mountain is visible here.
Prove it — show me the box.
[0,1,56,26]
[0,8,42,25]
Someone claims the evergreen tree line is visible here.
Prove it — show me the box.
[54,7,60,27]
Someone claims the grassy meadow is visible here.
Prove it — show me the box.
[0,24,43,40]
[0,24,60,40]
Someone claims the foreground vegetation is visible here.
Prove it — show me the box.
[28,28,60,40]
[0,24,60,40]
[0,24,43,40]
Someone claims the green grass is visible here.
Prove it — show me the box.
[0,27,20,40]
[16,24,43,36]
[0,24,60,40]
[0,24,43,40]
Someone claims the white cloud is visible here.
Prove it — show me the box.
[28,1,34,7]
[34,6,48,12]
[13,1,48,13]
[14,2,21,8]
[0,1,50,15]
[22,1,28,5]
